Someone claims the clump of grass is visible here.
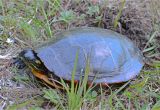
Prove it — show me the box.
[61,51,93,110]
[41,51,96,109]
[87,5,100,17]
[43,88,64,109]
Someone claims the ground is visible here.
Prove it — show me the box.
[0,0,160,110]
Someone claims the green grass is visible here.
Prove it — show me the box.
[60,51,91,110]
[41,51,97,110]
[113,0,126,28]
[0,0,160,110]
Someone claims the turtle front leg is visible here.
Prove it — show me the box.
[31,68,63,89]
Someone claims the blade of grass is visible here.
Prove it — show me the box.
[115,96,126,110]
[142,45,156,53]
[0,0,5,16]
[82,57,90,94]
[109,80,131,110]
[114,0,126,28]
[40,1,52,38]
[71,49,79,94]
[143,31,158,52]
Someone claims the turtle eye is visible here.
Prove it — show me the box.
[35,60,41,64]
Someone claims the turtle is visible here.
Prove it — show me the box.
[16,27,144,89]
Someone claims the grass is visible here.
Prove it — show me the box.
[113,0,126,28]
[0,0,160,110]
[40,50,97,110]
[60,51,92,110]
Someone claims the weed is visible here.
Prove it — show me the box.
[59,10,76,24]
[87,5,100,17]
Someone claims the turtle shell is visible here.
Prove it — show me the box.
[35,27,144,83]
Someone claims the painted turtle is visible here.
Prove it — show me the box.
[17,27,144,88]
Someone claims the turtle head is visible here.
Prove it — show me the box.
[18,49,45,72]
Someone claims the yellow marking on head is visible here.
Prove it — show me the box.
[35,60,41,64]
